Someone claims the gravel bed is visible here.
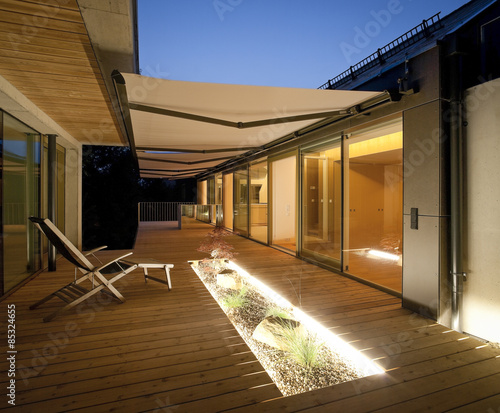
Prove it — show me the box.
[193,260,366,396]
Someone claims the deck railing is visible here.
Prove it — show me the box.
[318,12,442,90]
[179,204,223,228]
[138,201,196,222]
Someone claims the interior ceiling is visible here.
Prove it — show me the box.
[0,0,125,145]
[350,148,403,165]
[119,72,386,180]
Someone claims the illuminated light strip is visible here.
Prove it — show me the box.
[227,261,385,376]
[368,249,400,261]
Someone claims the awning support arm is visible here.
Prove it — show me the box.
[136,146,259,153]
[137,155,237,165]
[128,102,357,129]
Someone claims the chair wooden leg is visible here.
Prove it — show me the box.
[165,266,172,290]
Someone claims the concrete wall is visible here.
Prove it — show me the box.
[463,78,500,343]
[59,138,82,249]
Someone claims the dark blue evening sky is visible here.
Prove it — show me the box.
[138,0,471,88]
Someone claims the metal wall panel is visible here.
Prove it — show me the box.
[402,101,448,320]
[403,101,442,217]
[402,215,445,319]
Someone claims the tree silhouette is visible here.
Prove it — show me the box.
[82,146,196,250]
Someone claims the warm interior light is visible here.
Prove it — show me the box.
[227,261,385,376]
[348,131,403,158]
[368,249,400,261]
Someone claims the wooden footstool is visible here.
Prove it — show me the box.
[122,258,173,290]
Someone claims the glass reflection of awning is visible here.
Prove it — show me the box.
[113,71,392,179]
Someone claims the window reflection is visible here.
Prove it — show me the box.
[250,161,268,243]
[301,140,341,268]
[344,125,403,292]
[2,113,41,293]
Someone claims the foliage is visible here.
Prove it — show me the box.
[273,321,324,369]
[197,226,237,273]
[265,307,292,319]
[82,146,140,250]
[222,286,248,309]
[82,145,196,250]
[198,226,236,260]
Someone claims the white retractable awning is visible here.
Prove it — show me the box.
[114,72,389,179]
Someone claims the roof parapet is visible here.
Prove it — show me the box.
[319,13,442,90]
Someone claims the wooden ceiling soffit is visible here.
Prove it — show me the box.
[0,0,125,145]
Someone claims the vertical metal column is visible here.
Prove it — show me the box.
[449,53,465,333]
[26,133,35,271]
[47,134,57,271]
[0,112,4,295]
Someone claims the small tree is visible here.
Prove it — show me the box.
[197,226,237,274]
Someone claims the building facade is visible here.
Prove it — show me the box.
[0,0,138,296]
[193,0,500,343]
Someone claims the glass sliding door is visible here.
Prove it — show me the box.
[1,112,42,294]
[233,166,249,237]
[222,173,233,230]
[249,160,268,244]
[207,177,215,205]
[301,139,342,268]
[215,173,223,205]
[207,176,216,224]
[270,153,296,252]
[343,121,403,292]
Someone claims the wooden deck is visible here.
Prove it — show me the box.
[1,220,499,412]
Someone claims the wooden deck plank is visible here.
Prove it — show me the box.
[0,220,498,411]
[446,393,500,412]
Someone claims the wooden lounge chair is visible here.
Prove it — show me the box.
[29,217,139,322]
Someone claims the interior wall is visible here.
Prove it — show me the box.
[223,174,233,229]
[253,176,268,203]
[197,181,207,205]
[348,163,385,248]
[463,78,500,343]
[272,156,296,244]
[384,164,403,236]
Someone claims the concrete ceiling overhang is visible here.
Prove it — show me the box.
[114,72,390,179]
[0,0,137,146]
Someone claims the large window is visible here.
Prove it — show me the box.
[301,139,342,268]
[249,160,268,244]
[207,177,215,205]
[1,112,42,294]
[222,173,233,230]
[233,166,249,237]
[215,173,222,205]
[343,121,403,292]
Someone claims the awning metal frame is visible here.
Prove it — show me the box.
[129,102,360,129]
[137,155,237,165]
[113,70,397,179]
[136,146,259,153]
